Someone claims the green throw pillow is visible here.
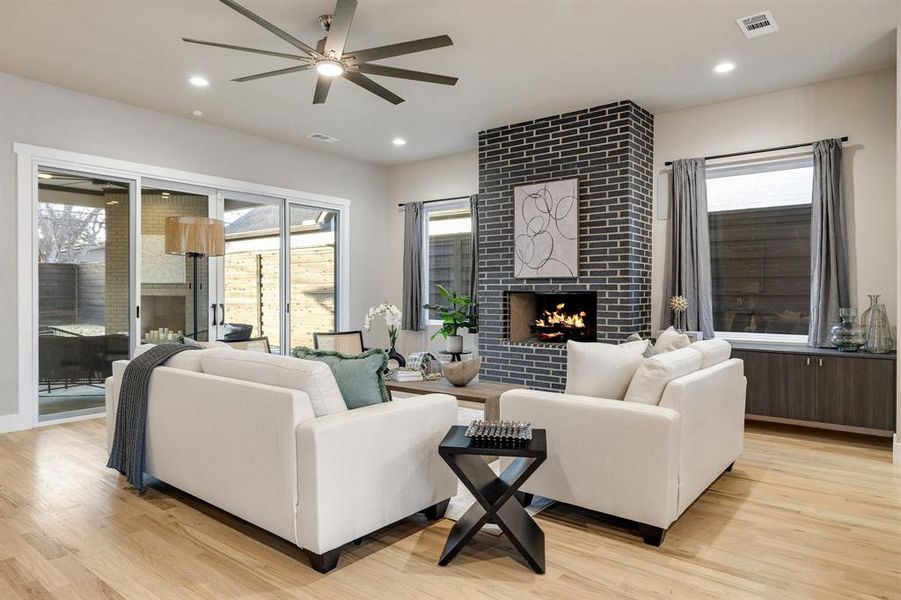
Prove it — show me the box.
[291,347,390,409]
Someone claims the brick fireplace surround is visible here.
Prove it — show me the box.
[477,100,654,391]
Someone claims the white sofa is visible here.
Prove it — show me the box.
[500,339,746,545]
[105,349,457,573]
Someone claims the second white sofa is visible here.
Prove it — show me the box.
[500,339,746,545]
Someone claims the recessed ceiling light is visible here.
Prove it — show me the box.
[38,173,53,179]
[192,110,204,117]
[392,138,407,146]
[315,60,344,77]
[189,76,209,87]
[714,62,736,74]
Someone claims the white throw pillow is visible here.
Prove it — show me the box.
[653,326,691,355]
[690,339,732,369]
[133,343,207,372]
[565,339,650,400]
[201,349,347,417]
[624,347,703,405]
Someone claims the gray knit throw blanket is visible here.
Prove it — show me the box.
[107,344,199,492]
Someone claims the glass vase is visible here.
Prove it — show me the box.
[863,295,894,354]
[829,307,865,352]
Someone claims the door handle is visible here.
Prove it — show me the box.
[806,357,810,366]
[219,303,225,326]
[818,358,823,367]
[211,303,218,325]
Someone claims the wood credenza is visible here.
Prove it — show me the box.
[731,343,897,435]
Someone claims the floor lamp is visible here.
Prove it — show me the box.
[165,216,225,341]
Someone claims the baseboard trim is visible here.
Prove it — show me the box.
[893,435,901,464]
[745,414,894,438]
[0,412,33,434]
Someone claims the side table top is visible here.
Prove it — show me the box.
[438,425,547,458]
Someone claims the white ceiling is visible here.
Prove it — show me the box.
[1,1,898,166]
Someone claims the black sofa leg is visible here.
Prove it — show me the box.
[638,524,667,547]
[725,462,734,472]
[304,547,342,574]
[422,498,450,520]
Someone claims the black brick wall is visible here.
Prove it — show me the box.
[477,100,654,391]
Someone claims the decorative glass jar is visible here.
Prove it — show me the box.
[829,307,865,352]
[863,295,895,354]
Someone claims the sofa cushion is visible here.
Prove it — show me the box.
[624,347,703,405]
[653,326,691,355]
[690,339,732,369]
[291,347,390,409]
[200,349,347,417]
[565,339,650,400]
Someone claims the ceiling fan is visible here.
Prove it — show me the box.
[183,0,458,105]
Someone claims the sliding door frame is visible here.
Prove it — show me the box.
[11,143,350,432]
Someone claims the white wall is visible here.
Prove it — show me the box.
[895,29,900,462]
[0,73,389,419]
[652,69,898,336]
[382,150,478,354]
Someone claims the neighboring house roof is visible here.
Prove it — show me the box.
[225,207,333,240]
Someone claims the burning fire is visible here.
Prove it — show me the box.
[535,303,587,330]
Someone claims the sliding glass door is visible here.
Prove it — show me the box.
[36,168,134,420]
[288,203,339,349]
[140,182,216,344]
[217,192,283,351]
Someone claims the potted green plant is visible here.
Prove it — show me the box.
[424,285,475,354]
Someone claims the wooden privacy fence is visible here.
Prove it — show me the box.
[224,245,336,349]
[38,262,105,327]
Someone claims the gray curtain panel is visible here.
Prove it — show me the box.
[664,158,715,339]
[467,194,479,327]
[402,202,424,331]
[808,138,850,347]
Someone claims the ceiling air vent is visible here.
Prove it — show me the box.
[736,10,779,39]
[308,133,340,144]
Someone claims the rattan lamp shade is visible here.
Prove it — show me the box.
[165,216,225,257]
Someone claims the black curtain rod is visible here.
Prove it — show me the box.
[397,195,470,208]
[663,136,848,167]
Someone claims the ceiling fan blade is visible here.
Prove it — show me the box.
[232,64,314,82]
[217,0,319,57]
[342,71,404,105]
[313,75,333,104]
[324,0,356,58]
[316,37,326,54]
[354,64,457,86]
[343,35,453,65]
[182,38,308,61]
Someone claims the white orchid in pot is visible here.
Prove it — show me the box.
[365,303,405,366]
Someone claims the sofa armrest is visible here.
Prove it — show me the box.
[659,358,746,514]
[500,389,681,528]
[295,394,458,554]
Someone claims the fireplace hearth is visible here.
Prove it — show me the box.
[509,291,597,344]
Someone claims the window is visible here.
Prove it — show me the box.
[706,158,813,338]
[424,200,472,322]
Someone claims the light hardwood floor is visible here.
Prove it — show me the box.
[1,419,899,599]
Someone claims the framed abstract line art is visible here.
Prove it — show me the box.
[513,178,579,278]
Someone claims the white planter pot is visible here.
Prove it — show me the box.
[446,335,464,354]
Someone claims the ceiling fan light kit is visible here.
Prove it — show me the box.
[183,0,458,105]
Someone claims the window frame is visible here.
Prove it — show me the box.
[421,197,472,326]
[705,155,813,345]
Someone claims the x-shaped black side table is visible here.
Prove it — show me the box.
[437,426,547,573]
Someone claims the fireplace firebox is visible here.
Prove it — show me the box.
[508,291,597,344]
